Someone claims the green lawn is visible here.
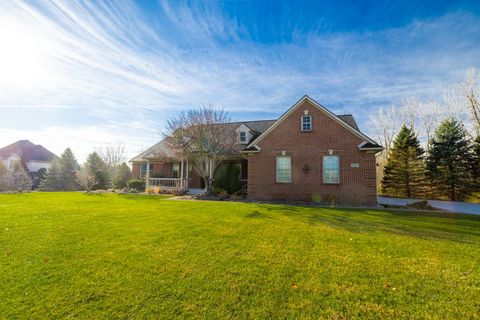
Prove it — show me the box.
[1,193,480,319]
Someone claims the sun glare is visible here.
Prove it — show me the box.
[0,18,56,89]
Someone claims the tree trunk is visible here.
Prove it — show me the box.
[448,162,455,201]
[450,182,456,201]
[204,158,215,195]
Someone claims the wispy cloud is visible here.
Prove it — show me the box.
[0,1,479,160]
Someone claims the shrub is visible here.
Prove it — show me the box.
[406,200,436,210]
[113,163,131,189]
[213,187,228,196]
[324,194,336,207]
[312,193,323,203]
[214,163,241,194]
[127,179,145,191]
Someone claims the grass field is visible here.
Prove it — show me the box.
[1,192,480,319]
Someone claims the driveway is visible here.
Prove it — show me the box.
[378,196,480,215]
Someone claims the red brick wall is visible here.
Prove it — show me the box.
[150,162,173,178]
[131,163,141,179]
[247,100,377,206]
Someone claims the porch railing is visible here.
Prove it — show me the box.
[148,178,188,190]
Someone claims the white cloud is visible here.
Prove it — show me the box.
[0,1,479,156]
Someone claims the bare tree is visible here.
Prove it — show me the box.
[77,165,95,192]
[97,143,125,188]
[164,105,236,194]
[459,68,480,135]
[0,162,31,192]
[98,143,125,168]
[417,100,442,149]
[369,106,400,161]
[399,98,420,130]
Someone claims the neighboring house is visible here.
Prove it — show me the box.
[130,96,383,205]
[0,140,57,177]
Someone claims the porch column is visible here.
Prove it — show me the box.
[185,159,189,180]
[145,161,150,190]
[180,158,184,189]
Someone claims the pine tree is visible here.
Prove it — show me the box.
[85,152,108,190]
[113,163,131,189]
[426,118,474,201]
[40,158,62,191]
[382,125,425,198]
[59,148,80,190]
[472,136,480,190]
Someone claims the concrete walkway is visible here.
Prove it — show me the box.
[378,196,480,215]
[187,188,205,195]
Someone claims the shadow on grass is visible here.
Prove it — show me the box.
[256,204,480,243]
[245,210,274,219]
[116,194,172,201]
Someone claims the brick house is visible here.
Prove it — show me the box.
[130,96,383,205]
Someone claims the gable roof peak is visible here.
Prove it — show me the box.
[247,95,379,148]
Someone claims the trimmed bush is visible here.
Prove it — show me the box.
[127,179,145,191]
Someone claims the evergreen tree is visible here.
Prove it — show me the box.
[213,162,241,194]
[472,135,480,189]
[382,125,425,198]
[113,163,131,189]
[39,158,62,191]
[59,148,80,190]
[426,118,474,201]
[32,168,47,189]
[85,152,108,190]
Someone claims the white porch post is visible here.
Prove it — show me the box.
[145,161,150,191]
[185,159,189,180]
[180,158,184,189]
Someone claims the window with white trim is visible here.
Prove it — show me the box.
[188,162,193,177]
[276,156,292,183]
[172,163,180,178]
[301,115,312,131]
[323,155,340,184]
[239,131,246,142]
[140,163,147,178]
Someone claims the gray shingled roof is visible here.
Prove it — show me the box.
[0,140,56,162]
[130,114,366,161]
[129,138,176,162]
[337,115,359,130]
[242,120,277,134]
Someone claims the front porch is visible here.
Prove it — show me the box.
[143,158,248,195]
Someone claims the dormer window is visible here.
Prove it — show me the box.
[301,115,312,131]
[239,132,246,142]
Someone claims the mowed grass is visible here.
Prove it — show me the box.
[1,193,480,319]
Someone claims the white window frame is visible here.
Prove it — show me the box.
[139,163,148,178]
[301,115,312,131]
[239,131,246,142]
[276,156,292,183]
[323,155,340,184]
[172,163,180,178]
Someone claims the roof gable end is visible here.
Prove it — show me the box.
[247,95,377,148]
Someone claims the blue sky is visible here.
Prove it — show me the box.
[0,0,479,161]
